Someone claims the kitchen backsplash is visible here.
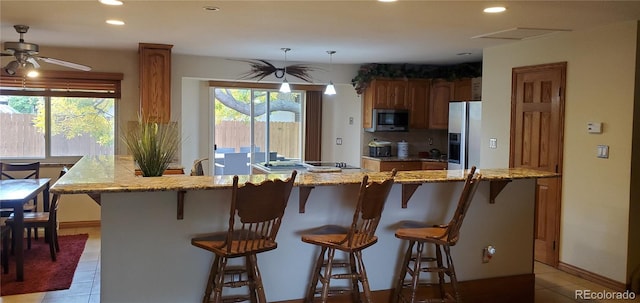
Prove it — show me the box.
[362,129,448,159]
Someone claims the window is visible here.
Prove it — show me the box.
[209,81,323,175]
[0,71,122,161]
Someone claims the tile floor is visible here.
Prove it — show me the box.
[0,227,638,303]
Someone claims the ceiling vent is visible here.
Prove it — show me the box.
[472,27,571,40]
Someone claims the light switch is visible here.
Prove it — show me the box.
[597,145,609,158]
[588,122,602,134]
[349,117,354,125]
[489,138,497,149]
[336,138,342,145]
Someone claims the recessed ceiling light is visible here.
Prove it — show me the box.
[203,6,220,11]
[457,52,472,56]
[484,6,506,13]
[99,0,123,5]
[378,0,398,2]
[106,19,125,25]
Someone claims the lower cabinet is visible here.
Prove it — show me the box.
[362,157,447,172]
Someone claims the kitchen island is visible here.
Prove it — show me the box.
[52,156,558,303]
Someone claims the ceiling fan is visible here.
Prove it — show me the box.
[1,25,92,76]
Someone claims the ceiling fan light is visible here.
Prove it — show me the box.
[25,62,39,77]
[324,82,336,95]
[280,79,291,93]
[4,61,19,75]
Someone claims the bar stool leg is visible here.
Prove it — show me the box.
[305,247,327,303]
[409,242,425,303]
[319,248,336,303]
[202,255,224,303]
[244,256,258,303]
[392,241,414,303]
[354,250,373,303]
[435,244,446,300]
[349,252,362,303]
[248,254,267,303]
[444,245,461,302]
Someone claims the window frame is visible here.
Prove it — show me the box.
[0,70,123,163]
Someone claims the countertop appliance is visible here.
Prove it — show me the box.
[365,109,409,132]
[448,101,481,170]
[368,140,392,157]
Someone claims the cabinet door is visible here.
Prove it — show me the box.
[379,161,422,171]
[453,78,472,101]
[407,79,430,129]
[373,80,391,109]
[361,158,381,172]
[387,80,408,109]
[139,43,173,122]
[422,161,447,170]
[362,87,374,128]
[429,80,453,129]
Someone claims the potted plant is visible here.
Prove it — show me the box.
[122,115,181,177]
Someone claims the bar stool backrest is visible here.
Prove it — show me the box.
[0,162,40,180]
[445,166,482,245]
[345,169,397,248]
[225,170,297,254]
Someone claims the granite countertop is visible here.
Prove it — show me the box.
[361,155,447,162]
[51,156,559,194]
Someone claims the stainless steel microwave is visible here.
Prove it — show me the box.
[365,109,409,132]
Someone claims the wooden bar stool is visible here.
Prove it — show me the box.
[392,167,481,303]
[191,171,296,303]
[302,169,397,303]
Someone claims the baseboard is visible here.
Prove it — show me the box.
[558,261,627,291]
[273,273,534,303]
[59,220,101,229]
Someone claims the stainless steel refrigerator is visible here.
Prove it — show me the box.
[448,101,481,170]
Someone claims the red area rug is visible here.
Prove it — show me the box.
[0,234,89,296]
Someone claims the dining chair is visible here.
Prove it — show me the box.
[1,223,10,274]
[0,162,41,241]
[191,170,297,303]
[6,167,67,260]
[301,169,397,303]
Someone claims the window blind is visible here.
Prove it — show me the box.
[0,70,123,98]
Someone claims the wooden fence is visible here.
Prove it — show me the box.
[0,113,112,157]
[214,121,301,159]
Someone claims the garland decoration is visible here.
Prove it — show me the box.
[351,62,482,95]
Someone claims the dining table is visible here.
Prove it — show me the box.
[0,178,51,281]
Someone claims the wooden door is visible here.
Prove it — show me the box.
[510,62,565,267]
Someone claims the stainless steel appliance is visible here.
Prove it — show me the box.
[368,140,392,157]
[448,101,481,170]
[365,109,409,132]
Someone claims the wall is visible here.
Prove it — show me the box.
[482,21,639,283]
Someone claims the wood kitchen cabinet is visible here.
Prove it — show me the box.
[139,43,173,123]
[407,79,430,129]
[429,79,453,129]
[364,79,408,110]
[453,78,472,101]
[422,161,447,170]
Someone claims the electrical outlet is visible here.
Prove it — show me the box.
[336,138,342,145]
[489,138,497,149]
[349,117,354,125]
[482,245,496,263]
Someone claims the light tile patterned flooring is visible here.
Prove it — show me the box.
[1,227,638,303]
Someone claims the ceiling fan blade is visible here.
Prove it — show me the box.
[37,56,92,71]
[27,57,40,69]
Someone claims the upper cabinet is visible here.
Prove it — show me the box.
[428,80,453,130]
[139,43,173,123]
[362,77,481,130]
[407,79,430,129]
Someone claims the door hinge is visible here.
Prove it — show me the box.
[552,241,556,250]
[555,165,558,173]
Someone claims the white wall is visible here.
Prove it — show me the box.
[482,21,638,283]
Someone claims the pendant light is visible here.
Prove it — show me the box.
[324,50,336,95]
[279,48,291,93]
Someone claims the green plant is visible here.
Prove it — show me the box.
[122,115,180,177]
[351,62,482,95]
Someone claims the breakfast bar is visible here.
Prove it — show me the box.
[52,156,558,303]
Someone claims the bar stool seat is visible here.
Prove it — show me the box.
[392,167,482,303]
[191,171,297,303]
[302,169,397,303]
